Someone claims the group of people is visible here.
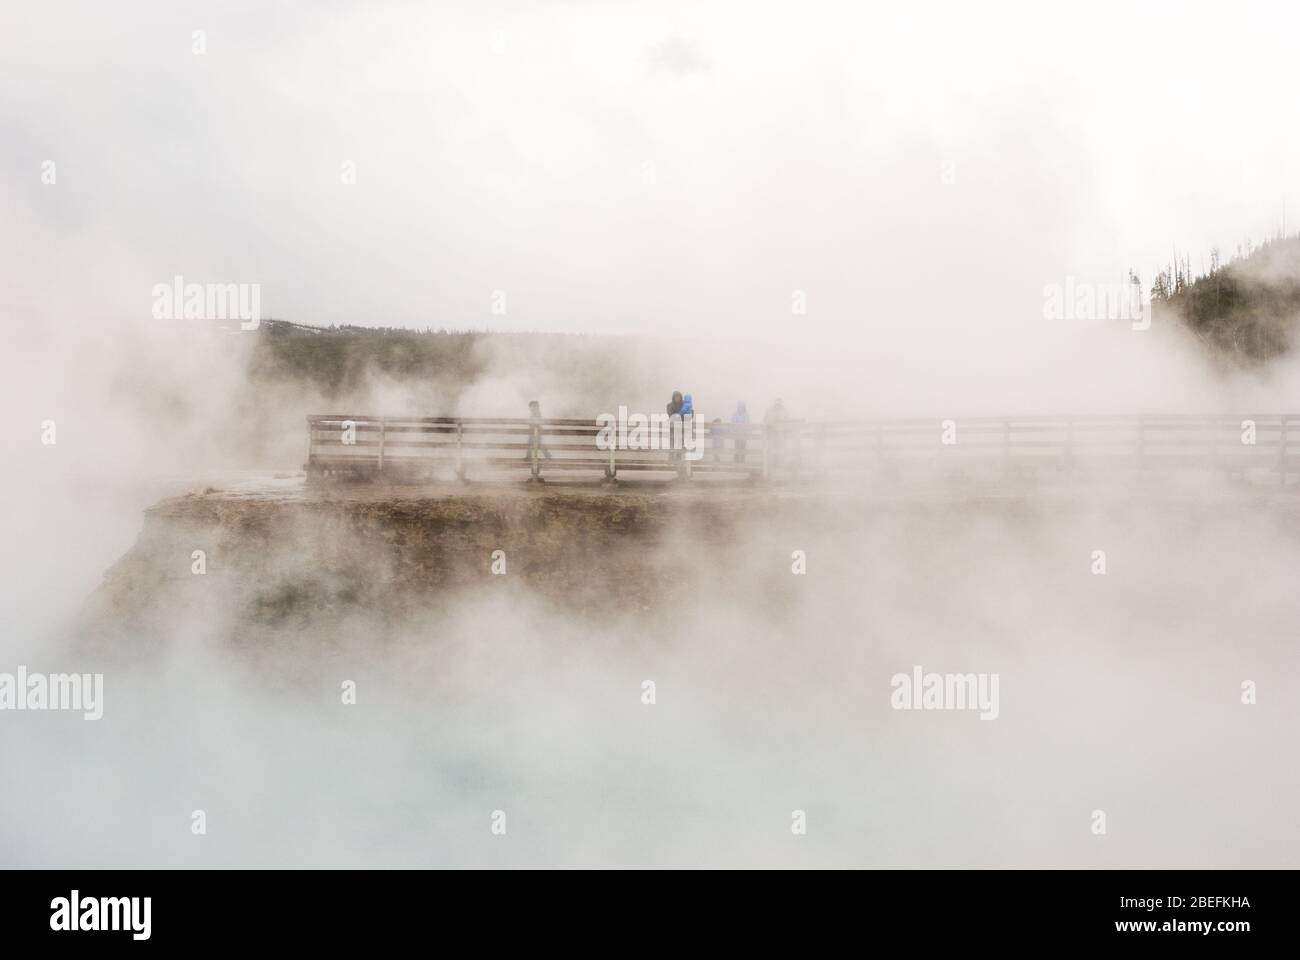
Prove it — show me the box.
[668,391,790,464]
[524,395,792,470]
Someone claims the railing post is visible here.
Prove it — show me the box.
[456,420,465,481]
[1279,417,1288,485]
[531,421,540,480]
[679,415,692,481]
[306,416,315,474]
[377,417,386,475]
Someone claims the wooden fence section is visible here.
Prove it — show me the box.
[305,414,1300,483]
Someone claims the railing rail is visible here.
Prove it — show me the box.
[305,414,1300,484]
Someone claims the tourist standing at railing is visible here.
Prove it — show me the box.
[730,401,750,463]
[525,400,553,467]
[666,391,684,464]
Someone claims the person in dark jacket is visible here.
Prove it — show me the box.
[666,391,683,464]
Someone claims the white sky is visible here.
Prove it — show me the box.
[2,0,1297,338]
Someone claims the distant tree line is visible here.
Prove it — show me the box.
[1143,231,1300,362]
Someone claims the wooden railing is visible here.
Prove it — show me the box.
[305,414,1300,483]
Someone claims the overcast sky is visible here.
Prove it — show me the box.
[3,0,1297,339]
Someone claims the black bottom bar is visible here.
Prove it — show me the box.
[0,868,1282,947]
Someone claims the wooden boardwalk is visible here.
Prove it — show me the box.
[305,414,1300,484]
